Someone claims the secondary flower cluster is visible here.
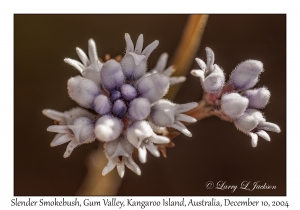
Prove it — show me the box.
[191,47,280,147]
[43,34,197,177]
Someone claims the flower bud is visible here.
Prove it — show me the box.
[110,90,121,101]
[242,87,270,109]
[137,73,169,103]
[100,59,125,91]
[95,115,123,142]
[121,84,137,101]
[120,53,147,81]
[112,99,127,118]
[67,76,100,108]
[94,95,111,115]
[221,93,249,119]
[128,98,151,121]
[230,60,263,91]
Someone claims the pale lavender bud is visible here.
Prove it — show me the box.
[94,95,111,115]
[221,93,249,119]
[120,53,147,81]
[112,99,127,118]
[95,115,123,142]
[121,84,137,101]
[67,76,100,108]
[68,117,95,143]
[100,59,125,91]
[137,73,169,103]
[242,87,270,109]
[230,60,263,91]
[110,90,121,101]
[128,98,151,121]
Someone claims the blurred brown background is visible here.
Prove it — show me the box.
[14,14,286,196]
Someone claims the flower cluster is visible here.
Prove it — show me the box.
[43,34,197,177]
[191,47,281,147]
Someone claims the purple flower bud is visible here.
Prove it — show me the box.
[121,84,137,101]
[94,95,111,115]
[110,90,121,101]
[112,99,127,118]
[221,93,249,119]
[242,87,270,109]
[128,98,151,121]
[230,60,263,91]
[100,59,125,91]
[67,76,100,108]
[95,115,123,142]
[137,73,169,103]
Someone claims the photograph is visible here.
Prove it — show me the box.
[14,14,286,196]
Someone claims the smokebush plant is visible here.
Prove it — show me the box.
[43,33,280,178]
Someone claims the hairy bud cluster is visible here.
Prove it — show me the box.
[191,48,280,147]
[43,34,195,177]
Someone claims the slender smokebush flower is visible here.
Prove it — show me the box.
[43,34,197,177]
[191,47,280,147]
[43,108,96,157]
[150,53,186,85]
[64,39,103,84]
[149,100,198,137]
[103,137,140,177]
[191,47,225,93]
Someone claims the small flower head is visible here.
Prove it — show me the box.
[191,47,225,93]
[44,34,197,177]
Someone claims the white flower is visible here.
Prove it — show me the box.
[126,121,170,163]
[120,34,159,81]
[103,137,140,177]
[43,108,96,157]
[150,53,186,86]
[234,109,280,147]
[149,100,198,137]
[191,47,225,93]
[64,39,103,84]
